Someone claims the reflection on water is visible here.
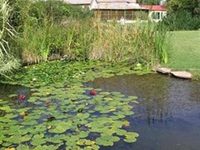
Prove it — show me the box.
[92,74,200,150]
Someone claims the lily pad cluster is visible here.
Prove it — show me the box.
[2,61,150,87]
[0,61,142,149]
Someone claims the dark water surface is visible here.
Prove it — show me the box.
[91,74,200,150]
[0,84,28,99]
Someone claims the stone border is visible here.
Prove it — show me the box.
[156,67,192,79]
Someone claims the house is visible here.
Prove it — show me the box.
[63,0,167,22]
[141,5,167,22]
[89,0,146,20]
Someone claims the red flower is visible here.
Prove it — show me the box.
[18,94,26,101]
[89,89,97,96]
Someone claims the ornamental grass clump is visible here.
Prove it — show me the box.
[88,21,168,66]
[0,0,20,77]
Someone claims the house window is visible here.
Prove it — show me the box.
[152,12,160,20]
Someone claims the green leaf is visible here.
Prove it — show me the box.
[124,132,139,143]
[31,134,46,146]
[76,139,96,146]
[49,121,72,134]
[96,135,120,146]
[17,144,29,150]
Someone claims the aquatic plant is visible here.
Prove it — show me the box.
[89,89,97,96]
[0,61,144,149]
[4,61,150,87]
[0,79,139,149]
[18,94,26,102]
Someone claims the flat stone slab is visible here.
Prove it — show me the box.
[156,67,171,74]
[171,71,192,79]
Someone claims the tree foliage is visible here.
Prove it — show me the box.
[167,0,200,16]
[162,0,200,30]
[137,0,160,5]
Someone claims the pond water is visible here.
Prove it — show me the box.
[1,74,200,150]
[0,84,29,99]
[91,74,200,150]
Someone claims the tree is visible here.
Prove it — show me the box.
[167,0,200,16]
[161,0,200,30]
[137,0,160,5]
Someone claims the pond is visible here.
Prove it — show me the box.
[91,74,200,150]
[1,73,200,150]
[0,84,29,99]
[0,81,138,149]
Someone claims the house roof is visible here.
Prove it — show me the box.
[63,0,91,5]
[141,5,166,11]
[90,0,143,10]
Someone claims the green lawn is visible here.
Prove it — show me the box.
[166,31,200,70]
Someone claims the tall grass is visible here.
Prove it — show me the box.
[18,19,168,66]
[63,21,168,66]
[11,0,168,67]
[0,0,20,77]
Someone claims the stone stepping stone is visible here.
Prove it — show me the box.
[171,71,192,79]
[156,67,171,74]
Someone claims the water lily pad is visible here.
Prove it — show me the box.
[8,94,18,98]
[0,61,140,149]
[77,139,96,146]
[46,135,63,144]
[49,121,72,134]
[0,106,13,112]
[78,131,89,138]
[96,135,120,146]
[33,144,61,150]
[116,129,127,136]
[17,144,29,150]
[31,134,46,146]
[5,134,32,144]
[83,145,100,150]
[124,132,139,143]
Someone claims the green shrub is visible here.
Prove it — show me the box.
[162,10,200,30]
[9,0,93,31]
[8,0,93,64]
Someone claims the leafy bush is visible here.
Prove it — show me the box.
[7,0,93,64]
[163,0,200,30]
[162,10,200,30]
[9,0,92,31]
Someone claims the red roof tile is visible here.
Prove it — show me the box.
[141,5,166,11]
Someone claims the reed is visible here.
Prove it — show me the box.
[12,0,168,67]
[0,0,20,77]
